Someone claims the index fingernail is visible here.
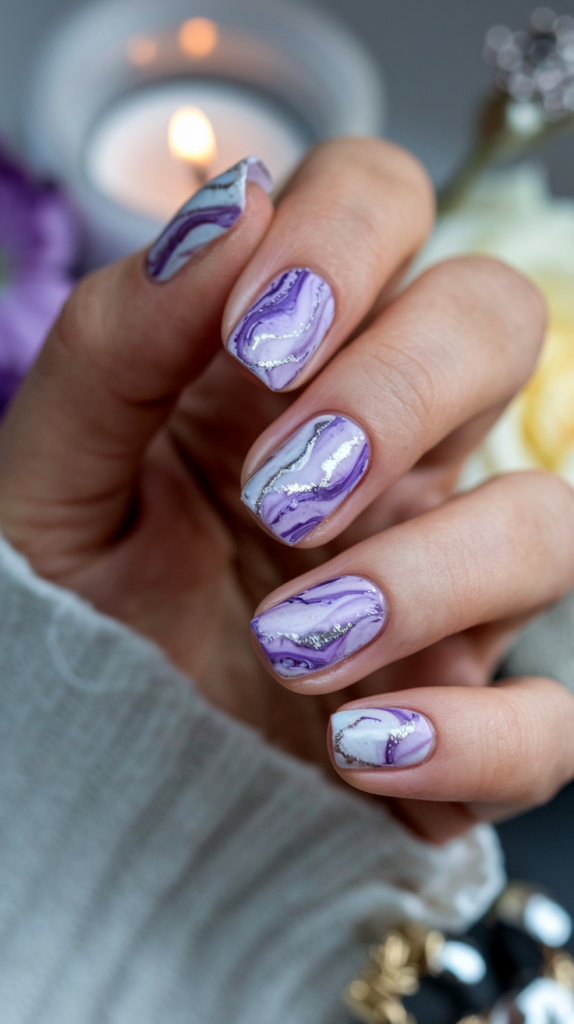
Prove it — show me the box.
[331,708,435,769]
[146,156,273,282]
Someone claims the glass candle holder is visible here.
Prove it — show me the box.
[25,0,385,267]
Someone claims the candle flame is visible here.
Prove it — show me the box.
[178,18,218,59]
[168,107,217,170]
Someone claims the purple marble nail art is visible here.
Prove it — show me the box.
[251,575,387,679]
[146,156,273,282]
[241,414,370,544]
[227,268,335,390]
[331,708,435,769]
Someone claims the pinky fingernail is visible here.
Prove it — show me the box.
[331,708,435,769]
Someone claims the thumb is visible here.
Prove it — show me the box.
[0,158,273,565]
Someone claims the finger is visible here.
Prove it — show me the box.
[0,160,273,567]
[328,677,574,810]
[221,138,434,392]
[240,255,546,548]
[249,472,574,693]
[377,612,538,695]
[387,798,478,844]
[337,404,508,546]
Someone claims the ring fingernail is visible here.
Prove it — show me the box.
[331,708,435,769]
[251,575,387,678]
[227,268,335,390]
[241,414,370,544]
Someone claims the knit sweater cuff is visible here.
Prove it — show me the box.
[0,535,505,1024]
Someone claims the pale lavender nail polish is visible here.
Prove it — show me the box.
[146,156,273,282]
[251,575,387,678]
[227,268,335,390]
[241,414,369,544]
[331,708,435,769]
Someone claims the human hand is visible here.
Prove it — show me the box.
[0,141,573,843]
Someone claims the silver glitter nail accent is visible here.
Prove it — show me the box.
[249,276,324,353]
[252,418,333,515]
[320,437,362,486]
[390,721,416,742]
[273,621,355,651]
[257,354,301,369]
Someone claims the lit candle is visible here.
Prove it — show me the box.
[26,0,385,265]
[84,80,308,224]
[168,106,217,184]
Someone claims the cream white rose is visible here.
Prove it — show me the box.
[413,165,574,487]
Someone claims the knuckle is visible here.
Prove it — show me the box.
[312,137,433,197]
[527,471,574,520]
[474,472,574,605]
[53,261,182,401]
[464,691,550,806]
[483,681,574,808]
[303,138,434,249]
[421,517,487,626]
[428,255,544,324]
[54,265,121,372]
[512,757,563,808]
[501,472,574,574]
[337,199,392,268]
[418,256,547,387]
[478,697,523,800]
[542,472,574,520]
[525,775,563,807]
[55,274,101,357]
[366,343,437,433]
[372,141,434,206]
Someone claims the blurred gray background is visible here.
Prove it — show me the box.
[1,0,574,193]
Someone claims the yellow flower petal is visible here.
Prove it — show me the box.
[519,274,574,473]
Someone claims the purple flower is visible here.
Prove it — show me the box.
[0,140,76,413]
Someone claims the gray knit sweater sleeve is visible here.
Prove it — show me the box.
[0,535,504,1024]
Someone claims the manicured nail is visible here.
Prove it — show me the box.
[251,575,387,679]
[331,708,435,769]
[227,268,335,390]
[241,414,369,544]
[146,156,273,282]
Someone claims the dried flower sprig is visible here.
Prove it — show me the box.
[440,8,574,211]
[484,8,574,119]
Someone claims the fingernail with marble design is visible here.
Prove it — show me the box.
[251,576,387,679]
[331,708,435,769]
[241,414,370,545]
[146,156,273,282]
[227,268,335,390]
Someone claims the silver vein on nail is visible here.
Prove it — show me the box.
[242,415,370,545]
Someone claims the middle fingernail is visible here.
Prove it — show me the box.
[241,414,370,544]
[227,268,335,390]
